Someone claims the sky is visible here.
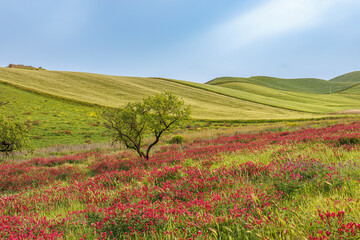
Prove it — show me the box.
[1,0,360,83]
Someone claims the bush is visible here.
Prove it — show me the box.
[168,135,185,144]
[0,117,32,157]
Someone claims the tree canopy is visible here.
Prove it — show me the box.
[103,92,191,159]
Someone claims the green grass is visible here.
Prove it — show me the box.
[204,81,360,113]
[340,83,360,95]
[2,67,360,118]
[330,70,360,83]
[0,67,315,120]
[0,83,107,148]
[2,67,360,149]
[2,68,360,118]
[207,75,359,94]
[2,79,346,149]
[0,81,319,149]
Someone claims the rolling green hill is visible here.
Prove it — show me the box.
[1,67,360,122]
[339,84,360,95]
[0,82,105,147]
[206,75,360,113]
[0,67,311,120]
[330,71,360,83]
[207,76,358,94]
[1,67,360,148]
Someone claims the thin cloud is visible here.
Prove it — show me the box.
[206,0,356,52]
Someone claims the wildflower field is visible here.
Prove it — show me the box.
[1,120,360,239]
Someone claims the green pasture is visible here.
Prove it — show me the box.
[1,68,359,117]
[0,83,106,148]
[341,84,360,95]
[207,75,359,94]
[1,67,360,149]
[0,82,312,149]
[330,70,360,83]
[0,67,312,120]
[209,82,360,113]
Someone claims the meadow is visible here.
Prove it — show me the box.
[0,82,315,150]
[0,67,304,120]
[1,68,360,239]
[2,67,360,120]
[1,118,360,239]
[0,83,106,148]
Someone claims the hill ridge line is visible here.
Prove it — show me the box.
[152,77,312,113]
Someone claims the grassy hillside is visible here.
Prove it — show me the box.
[0,83,106,148]
[207,76,357,94]
[0,67,312,120]
[206,75,360,112]
[340,84,360,95]
[213,82,360,111]
[330,71,360,83]
[1,67,360,122]
[165,79,360,113]
[1,67,360,149]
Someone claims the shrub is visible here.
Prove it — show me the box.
[0,117,32,157]
[168,135,185,144]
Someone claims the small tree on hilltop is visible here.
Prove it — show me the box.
[103,92,191,160]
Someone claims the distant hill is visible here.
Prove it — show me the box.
[1,67,360,121]
[339,84,360,95]
[330,71,360,83]
[207,76,358,94]
[0,67,305,120]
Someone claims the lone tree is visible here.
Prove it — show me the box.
[103,92,191,160]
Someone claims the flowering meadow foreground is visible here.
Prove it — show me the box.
[1,121,360,239]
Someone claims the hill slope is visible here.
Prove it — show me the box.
[330,71,360,83]
[1,67,360,121]
[207,75,360,112]
[0,67,307,120]
[0,82,106,147]
[207,76,358,94]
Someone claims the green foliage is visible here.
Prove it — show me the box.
[168,135,185,144]
[0,117,31,156]
[103,92,191,159]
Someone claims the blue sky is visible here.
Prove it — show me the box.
[1,0,360,83]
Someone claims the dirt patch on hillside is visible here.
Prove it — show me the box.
[331,109,360,115]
